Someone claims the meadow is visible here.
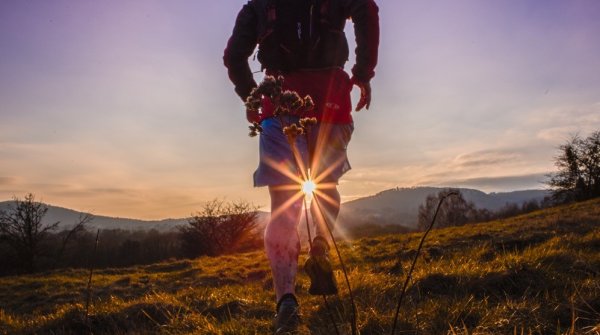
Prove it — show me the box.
[1,198,599,334]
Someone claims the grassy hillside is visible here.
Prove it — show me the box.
[1,199,599,334]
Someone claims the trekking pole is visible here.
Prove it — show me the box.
[304,196,342,335]
[390,192,458,335]
[303,197,313,249]
[313,196,358,335]
[323,294,342,335]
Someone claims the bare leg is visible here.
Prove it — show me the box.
[311,184,341,241]
[264,186,303,301]
[304,184,340,296]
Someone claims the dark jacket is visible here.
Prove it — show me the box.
[224,0,379,101]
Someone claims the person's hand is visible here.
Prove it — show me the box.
[353,79,371,111]
[246,107,260,123]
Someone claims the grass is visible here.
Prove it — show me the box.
[1,198,599,334]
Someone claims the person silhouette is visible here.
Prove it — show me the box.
[224,0,379,332]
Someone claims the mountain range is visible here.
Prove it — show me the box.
[338,187,549,228]
[0,187,549,231]
[0,202,188,232]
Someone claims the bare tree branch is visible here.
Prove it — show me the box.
[0,193,58,272]
[55,213,94,266]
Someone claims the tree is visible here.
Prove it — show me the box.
[547,131,600,203]
[179,199,261,258]
[0,193,91,273]
[0,194,60,272]
[417,189,476,230]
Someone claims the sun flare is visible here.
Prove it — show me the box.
[301,179,317,197]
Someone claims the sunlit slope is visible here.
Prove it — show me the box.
[1,198,599,334]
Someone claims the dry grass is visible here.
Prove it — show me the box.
[1,199,599,334]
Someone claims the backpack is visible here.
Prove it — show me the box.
[254,0,350,72]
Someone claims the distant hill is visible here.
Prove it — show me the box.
[0,201,273,232]
[0,201,190,232]
[0,187,548,231]
[339,187,550,228]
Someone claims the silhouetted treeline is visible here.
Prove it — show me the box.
[418,189,551,230]
[0,197,262,276]
[0,228,183,276]
[67,229,183,269]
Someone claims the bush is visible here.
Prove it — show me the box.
[179,199,261,257]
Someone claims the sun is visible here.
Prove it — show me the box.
[301,179,317,197]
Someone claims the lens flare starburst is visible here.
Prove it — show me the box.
[247,75,352,241]
[301,179,317,198]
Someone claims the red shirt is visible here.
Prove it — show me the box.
[261,68,353,124]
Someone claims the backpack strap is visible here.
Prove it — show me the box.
[258,0,277,43]
[320,0,330,24]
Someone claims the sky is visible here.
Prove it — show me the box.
[1,0,600,219]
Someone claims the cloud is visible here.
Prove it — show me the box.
[536,126,581,142]
[45,187,134,198]
[0,182,206,219]
[525,103,600,142]
[0,177,16,186]
[439,173,550,192]
[0,177,200,219]
[420,148,543,182]
[340,146,552,198]
[452,149,520,169]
